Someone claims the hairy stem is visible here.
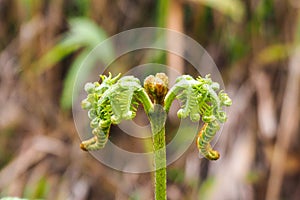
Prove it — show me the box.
[149,105,167,200]
[153,127,166,200]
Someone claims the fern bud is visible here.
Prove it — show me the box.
[144,73,168,105]
[156,73,169,86]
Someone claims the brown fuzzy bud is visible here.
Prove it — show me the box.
[144,73,168,105]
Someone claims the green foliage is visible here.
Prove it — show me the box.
[225,35,250,63]
[168,168,185,184]
[254,0,275,22]
[80,73,231,199]
[67,0,90,16]
[164,74,232,160]
[108,76,142,123]
[198,176,216,199]
[81,73,231,156]
[35,18,108,74]
[196,0,245,22]
[165,74,231,123]
[23,177,49,199]
[166,75,201,121]
[197,121,220,160]
[156,0,170,27]
[257,44,291,65]
[60,18,112,110]
[129,192,141,200]
[81,73,119,150]
[34,18,112,110]
[297,14,300,44]
[80,73,152,151]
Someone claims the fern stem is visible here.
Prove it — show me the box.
[153,127,166,200]
[149,105,167,200]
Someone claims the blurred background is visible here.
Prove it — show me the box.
[0,0,299,199]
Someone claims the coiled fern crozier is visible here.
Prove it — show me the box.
[164,74,232,160]
[80,73,152,151]
[80,73,232,200]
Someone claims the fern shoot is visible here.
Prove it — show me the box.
[80,72,232,200]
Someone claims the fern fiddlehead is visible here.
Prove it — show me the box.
[164,75,200,121]
[164,74,232,160]
[80,73,152,151]
[196,121,221,160]
[81,73,231,159]
[80,72,231,200]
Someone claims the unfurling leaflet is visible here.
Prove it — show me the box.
[164,74,232,160]
[80,73,151,151]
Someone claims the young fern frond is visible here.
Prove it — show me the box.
[81,72,232,159]
[107,76,142,123]
[80,72,232,200]
[80,74,118,151]
[164,75,200,122]
[164,74,232,160]
[196,121,220,160]
[176,86,200,122]
[80,74,153,151]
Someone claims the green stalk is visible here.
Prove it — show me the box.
[153,127,166,200]
[149,104,167,200]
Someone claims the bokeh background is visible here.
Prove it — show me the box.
[0,0,299,199]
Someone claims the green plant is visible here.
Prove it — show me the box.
[33,18,112,110]
[80,73,232,200]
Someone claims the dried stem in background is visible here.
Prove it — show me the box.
[266,48,300,200]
